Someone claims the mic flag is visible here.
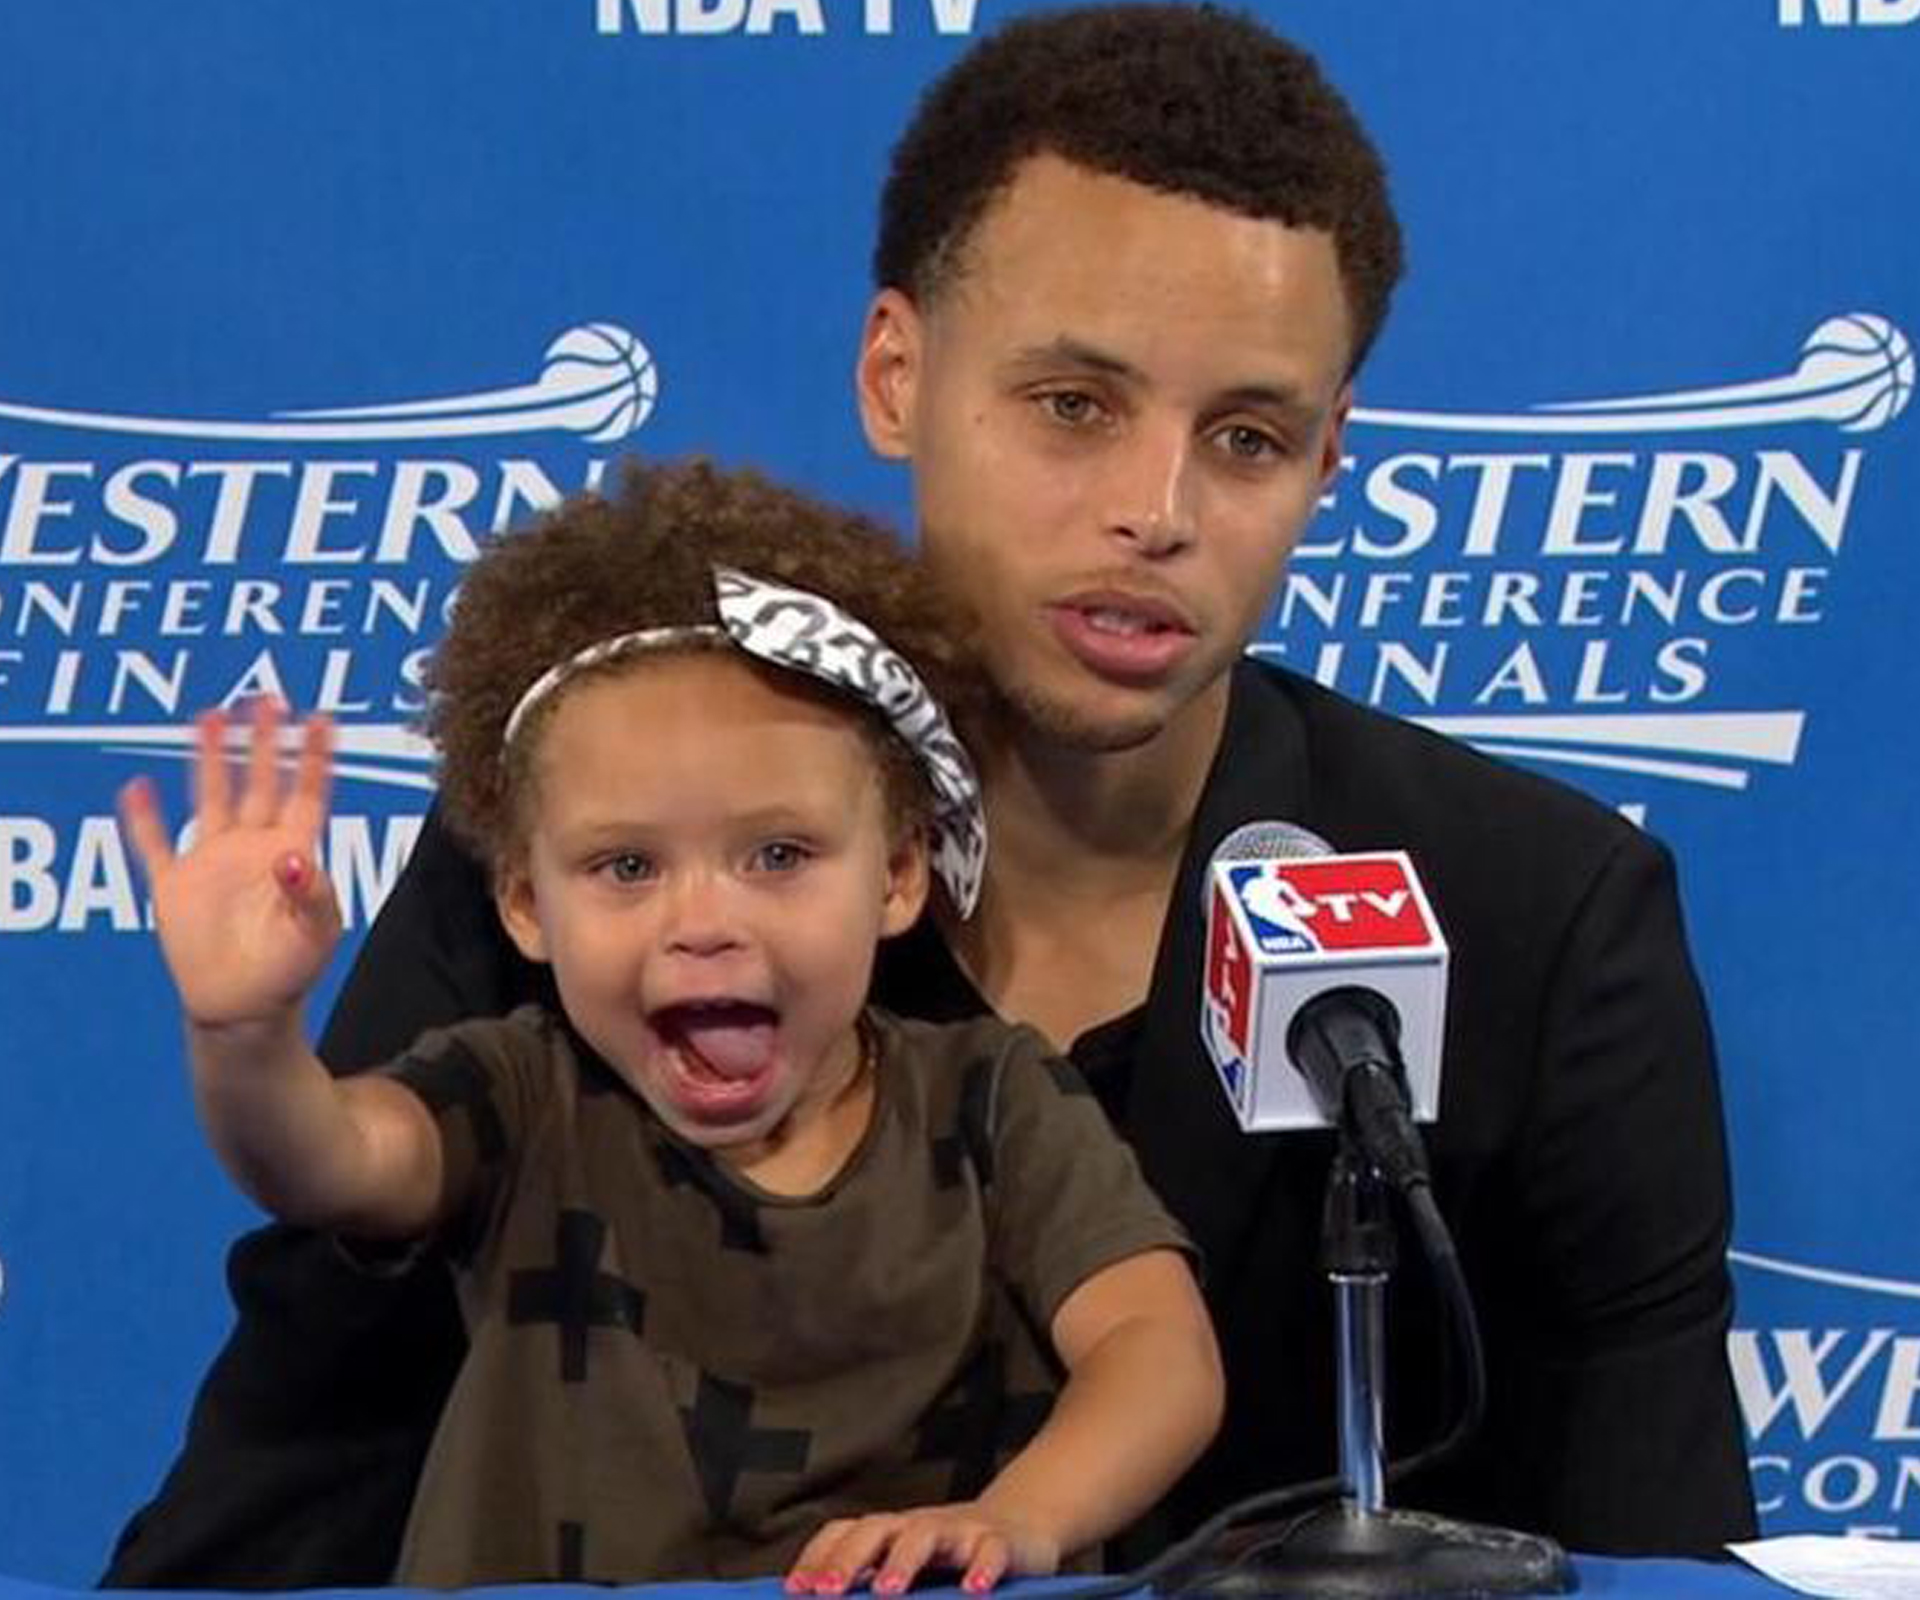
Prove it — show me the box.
[1201,832,1448,1134]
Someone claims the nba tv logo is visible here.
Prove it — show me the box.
[1779,0,1919,23]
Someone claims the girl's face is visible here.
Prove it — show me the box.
[496,652,928,1163]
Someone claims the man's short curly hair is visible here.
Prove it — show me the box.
[874,3,1403,373]
[427,457,983,874]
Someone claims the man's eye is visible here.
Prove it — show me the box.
[1038,390,1103,426]
[1216,422,1284,461]
[600,852,653,884]
[751,841,811,873]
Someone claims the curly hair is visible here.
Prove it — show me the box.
[427,458,984,873]
[874,3,1403,373]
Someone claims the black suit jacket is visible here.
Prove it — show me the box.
[103,662,1755,1587]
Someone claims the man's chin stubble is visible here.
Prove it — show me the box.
[998,679,1173,755]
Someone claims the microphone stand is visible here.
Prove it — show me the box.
[1158,1138,1575,1599]
[1327,1141,1394,1519]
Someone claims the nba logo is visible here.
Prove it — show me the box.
[1230,862,1318,955]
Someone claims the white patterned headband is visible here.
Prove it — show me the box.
[500,566,987,918]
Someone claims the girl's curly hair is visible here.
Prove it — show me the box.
[427,457,984,872]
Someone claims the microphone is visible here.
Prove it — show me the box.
[1154,826,1572,1600]
[1199,822,1447,1188]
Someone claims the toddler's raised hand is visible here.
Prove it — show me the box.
[118,699,342,1030]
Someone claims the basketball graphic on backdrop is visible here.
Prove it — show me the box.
[1797,314,1914,431]
[544,322,659,442]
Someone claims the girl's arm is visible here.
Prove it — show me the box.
[977,1247,1223,1566]
[786,1246,1223,1594]
[119,699,446,1237]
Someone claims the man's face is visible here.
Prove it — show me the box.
[859,153,1354,753]
[496,654,926,1157]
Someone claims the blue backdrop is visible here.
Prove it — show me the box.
[1,0,1916,1582]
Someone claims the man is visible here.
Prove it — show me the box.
[104,6,1756,1586]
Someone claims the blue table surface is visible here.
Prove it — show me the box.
[0,1558,1803,1600]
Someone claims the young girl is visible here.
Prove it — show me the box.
[118,460,1222,1591]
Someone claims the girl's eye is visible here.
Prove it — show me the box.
[752,841,811,873]
[602,852,652,884]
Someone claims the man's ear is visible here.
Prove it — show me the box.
[855,288,924,462]
[1317,380,1354,492]
[880,828,933,937]
[495,862,551,964]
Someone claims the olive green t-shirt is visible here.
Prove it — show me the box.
[378,1005,1188,1585]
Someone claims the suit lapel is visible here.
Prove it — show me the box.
[1126,663,1313,1283]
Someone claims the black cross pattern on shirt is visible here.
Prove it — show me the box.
[912,1342,1053,1500]
[507,1209,646,1383]
[555,1519,619,1584]
[932,1058,999,1190]
[651,1139,769,1254]
[393,1039,508,1163]
[679,1372,811,1521]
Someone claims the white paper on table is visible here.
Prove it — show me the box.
[1729,1534,1920,1599]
